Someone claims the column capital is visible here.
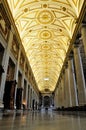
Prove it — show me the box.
[73,39,80,48]
[73,34,81,48]
[58,78,61,84]
[61,69,65,77]
[62,69,65,74]
[63,62,68,70]
[68,51,74,60]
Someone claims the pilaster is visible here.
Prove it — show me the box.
[73,43,86,105]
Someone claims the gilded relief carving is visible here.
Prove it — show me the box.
[7,0,85,92]
[11,36,19,60]
[20,52,25,70]
[25,63,28,77]
[39,30,52,40]
[36,10,55,25]
[0,13,9,41]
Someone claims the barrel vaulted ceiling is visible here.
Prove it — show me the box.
[7,0,84,93]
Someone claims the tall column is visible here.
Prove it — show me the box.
[0,28,13,101]
[22,58,26,107]
[56,87,60,107]
[32,89,34,109]
[42,96,44,107]
[14,47,21,81]
[81,23,86,55]
[64,64,72,107]
[29,87,32,109]
[54,88,59,108]
[58,81,62,107]
[30,88,33,109]
[52,93,54,106]
[73,44,86,105]
[26,81,28,109]
[68,56,78,106]
[61,74,65,107]
[28,85,30,110]
[21,75,24,104]
[62,70,66,107]
[59,79,63,107]
[14,47,21,105]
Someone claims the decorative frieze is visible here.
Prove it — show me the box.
[11,35,19,60]
[81,22,86,55]
[0,4,10,42]
[0,12,9,41]
[20,52,25,70]
[25,63,28,77]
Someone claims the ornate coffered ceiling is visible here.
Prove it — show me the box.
[7,0,84,93]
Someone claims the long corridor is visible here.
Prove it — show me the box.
[0,110,86,130]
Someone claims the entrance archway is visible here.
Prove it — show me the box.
[44,96,50,108]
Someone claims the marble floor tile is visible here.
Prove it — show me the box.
[0,109,86,130]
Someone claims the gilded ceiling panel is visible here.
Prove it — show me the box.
[7,0,84,92]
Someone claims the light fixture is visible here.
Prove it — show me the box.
[44,77,49,81]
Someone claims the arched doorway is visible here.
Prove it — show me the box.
[44,96,50,109]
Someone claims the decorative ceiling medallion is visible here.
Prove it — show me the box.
[42,54,51,58]
[7,0,85,93]
[41,44,51,50]
[36,10,55,25]
[39,30,52,40]
[43,4,48,8]
[24,8,28,12]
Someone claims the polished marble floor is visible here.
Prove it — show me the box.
[0,109,86,130]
